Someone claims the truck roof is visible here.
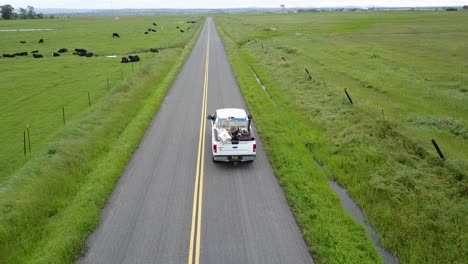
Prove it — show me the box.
[216,108,248,119]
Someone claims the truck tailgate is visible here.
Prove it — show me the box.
[217,141,254,154]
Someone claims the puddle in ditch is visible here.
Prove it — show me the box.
[249,66,277,107]
[328,180,399,264]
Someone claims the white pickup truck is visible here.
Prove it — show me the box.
[207,108,256,162]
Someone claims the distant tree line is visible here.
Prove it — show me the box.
[297,8,320,12]
[0,5,54,20]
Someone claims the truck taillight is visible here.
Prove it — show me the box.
[253,143,256,152]
[213,144,217,153]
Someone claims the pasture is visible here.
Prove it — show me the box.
[215,11,467,263]
[0,16,197,183]
[0,16,202,263]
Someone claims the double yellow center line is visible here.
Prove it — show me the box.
[188,21,210,264]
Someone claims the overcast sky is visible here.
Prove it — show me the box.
[1,1,466,9]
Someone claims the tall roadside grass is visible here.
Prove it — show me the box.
[216,20,381,264]
[215,12,467,263]
[0,18,204,264]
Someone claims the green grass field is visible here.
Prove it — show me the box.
[215,11,467,263]
[0,16,197,183]
[0,16,203,263]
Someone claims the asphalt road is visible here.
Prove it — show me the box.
[78,17,314,264]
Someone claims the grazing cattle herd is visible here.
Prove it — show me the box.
[144,22,158,35]
[2,45,162,61]
[1,20,195,62]
[73,48,93,57]
[127,55,140,62]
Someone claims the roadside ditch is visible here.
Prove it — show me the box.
[250,67,399,264]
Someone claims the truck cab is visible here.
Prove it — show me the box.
[207,108,256,162]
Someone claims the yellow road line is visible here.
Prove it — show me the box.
[195,24,210,263]
[188,20,210,264]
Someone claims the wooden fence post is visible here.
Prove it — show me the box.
[27,124,31,152]
[305,68,312,79]
[431,139,445,160]
[344,88,353,104]
[23,130,26,156]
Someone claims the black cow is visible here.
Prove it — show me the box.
[113,33,120,38]
[128,55,140,62]
[150,48,159,53]
[31,50,39,53]
[15,52,28,56]
[3,54,15,58]
[39,39,44,43]
[153,22,157,26]
[58,48,68,53]
[75,48,87,53]
[144,31,149,34]
[180,30,184,33]
[176,26,180,29]
[53,52,60,57]
[20,41,26,43]
[33,53,43,58]
[121,57,129,63]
